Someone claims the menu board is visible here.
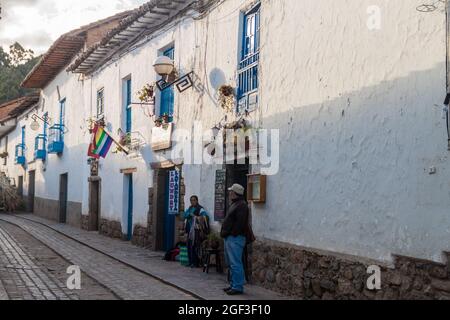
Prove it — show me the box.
[168,170,180,215]
[214,169,227,221]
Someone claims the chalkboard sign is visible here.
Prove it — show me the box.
[214,169,227,221]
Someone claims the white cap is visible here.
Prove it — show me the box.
[228,184,245,196]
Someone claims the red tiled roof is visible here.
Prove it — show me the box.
[21,10,132,89]
[0,94,40,123]
[68,0,201,74]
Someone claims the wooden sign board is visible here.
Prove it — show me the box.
[168,170,180,215]
[214,169,227,221]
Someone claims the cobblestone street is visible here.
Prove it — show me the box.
[0,214,197,300]
[0,213,283,301]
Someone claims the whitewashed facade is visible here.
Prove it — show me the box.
[2,0,450,274]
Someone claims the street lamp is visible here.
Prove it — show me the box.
[153,56,194,93]
[153,56,175,80]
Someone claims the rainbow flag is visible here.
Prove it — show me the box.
[88,125,114,159]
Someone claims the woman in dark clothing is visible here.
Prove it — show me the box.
[183,196,210,267]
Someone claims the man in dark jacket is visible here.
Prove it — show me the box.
[221,184,249,295]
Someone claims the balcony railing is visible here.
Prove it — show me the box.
[15,144,26,165]
[34,134,47,161]
[237,52,259,113]
[48,124,65,154]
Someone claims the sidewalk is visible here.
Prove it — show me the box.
[8,213,286,300]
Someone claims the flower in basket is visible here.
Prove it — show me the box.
[154,118,163,127]
[118,130,131,146]
[162,113,170,123]
[138,84,155,103]
[218,85,235,113]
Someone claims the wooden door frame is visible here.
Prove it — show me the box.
[59,173,68,223]
[28,171,35,213]
[88,176,101,231]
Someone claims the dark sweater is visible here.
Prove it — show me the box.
[220,198,249,239]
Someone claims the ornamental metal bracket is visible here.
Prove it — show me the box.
[156,71,194,93]
[31,113,52,127]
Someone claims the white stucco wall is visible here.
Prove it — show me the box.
[0,69,89,207]
[2,0,449,264]
[252,0,450,263]
[127,0,450,263]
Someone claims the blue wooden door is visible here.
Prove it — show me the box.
[164,171,175,251]
[127,174,133,241]
[160,47,174,122]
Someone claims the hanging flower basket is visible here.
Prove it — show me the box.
[138,83,155,103]
[154,118,163,127]
[218,85,235,113]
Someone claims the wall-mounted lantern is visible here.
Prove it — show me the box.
[30,114,51,132]
[153,56,194,93]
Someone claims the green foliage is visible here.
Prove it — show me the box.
[0,43,41,105]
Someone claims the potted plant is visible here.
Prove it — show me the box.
[218,85,235,113]
[207,232,222,250]
[162,113,170,124]
[138,83,155,103]
[154,118,163,127]
[119,132,131,146]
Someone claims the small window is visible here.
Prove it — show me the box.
[97,88,105,119]
[159,46,175,122]
[123,78,132,133]
[237,3,261,113]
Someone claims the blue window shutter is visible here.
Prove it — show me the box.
[237,3,261,112]
[59,99,66,142]
[160,47,175,121]
[126,79,132,133]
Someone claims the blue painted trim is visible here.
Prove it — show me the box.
[127,174,133,241]
[160,47,175,122]
[126,79,132,133]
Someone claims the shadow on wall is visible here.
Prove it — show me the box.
[256,61,450,263]
[190,68,229,110]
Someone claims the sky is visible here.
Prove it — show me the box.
[0,0,148,55]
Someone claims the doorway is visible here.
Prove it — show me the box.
[124,174,133,241]
[89,179,101,231]
[59,173,68,223]
[154,168,176,252]
[225,164,250,212]
[18,176,23,198]
[28,171,35,212]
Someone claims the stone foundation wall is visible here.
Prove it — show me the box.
[81,215,89,231]
[34,197,81,228]
[132,225,152,248]
[252,239,450,300]
[99,219,123,240]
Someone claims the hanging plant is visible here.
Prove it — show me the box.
[162,113,170,124]
[154,118,163,127]
[218,85,235,113]
[138,83,155,103]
